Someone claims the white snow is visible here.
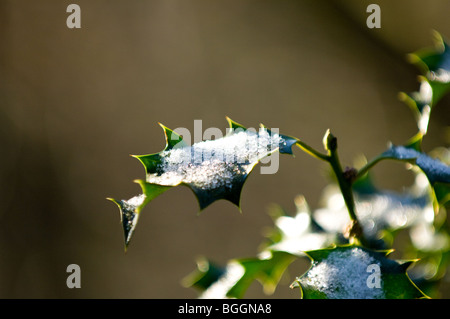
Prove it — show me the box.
[124,194,146,209]
[146,129,284,189]
[302,247,384,299]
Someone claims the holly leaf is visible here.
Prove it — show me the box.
[134,118,297,209]
[290,245,427,299]
[109,117,298,248]
[183,251,296,299]
[107,181,171,250]
[410,32,450,80]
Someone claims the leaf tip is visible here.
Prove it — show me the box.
[225,117,246,132]
[398,259,419,271]
[159,123,187,149]
[106,197,118,204]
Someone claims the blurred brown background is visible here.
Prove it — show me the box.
[0,0,449,298]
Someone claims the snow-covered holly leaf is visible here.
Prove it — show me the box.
[183,251,296,299]
[134,118,297,210]
[290,245,427,299]
[109,117,298,248]
[107,181,171,250]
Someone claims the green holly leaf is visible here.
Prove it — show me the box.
[290,245,428,299]
[183,251,296,299]
[433,183,450,206]
[409,31,450,81]
[109,118,299,248]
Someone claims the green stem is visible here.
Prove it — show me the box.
[295,140,329,162]
[354,155,385,181]
[328,146,359,223]
[323,130,364,244]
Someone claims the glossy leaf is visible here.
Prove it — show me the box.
[291,245,427,299]
[107,181,171,249]
[109,118,298,248]
[134,117,297,210]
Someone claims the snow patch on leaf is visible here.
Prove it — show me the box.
[298,247,384,299]
[146,129,285,190]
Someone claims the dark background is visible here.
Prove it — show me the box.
[0,0,449,298]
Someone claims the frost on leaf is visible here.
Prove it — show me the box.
[291,245,427,299]
[107,181,171,249]
[109,118,298,248]
[133,118,297,210]
[107,195,144,248]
